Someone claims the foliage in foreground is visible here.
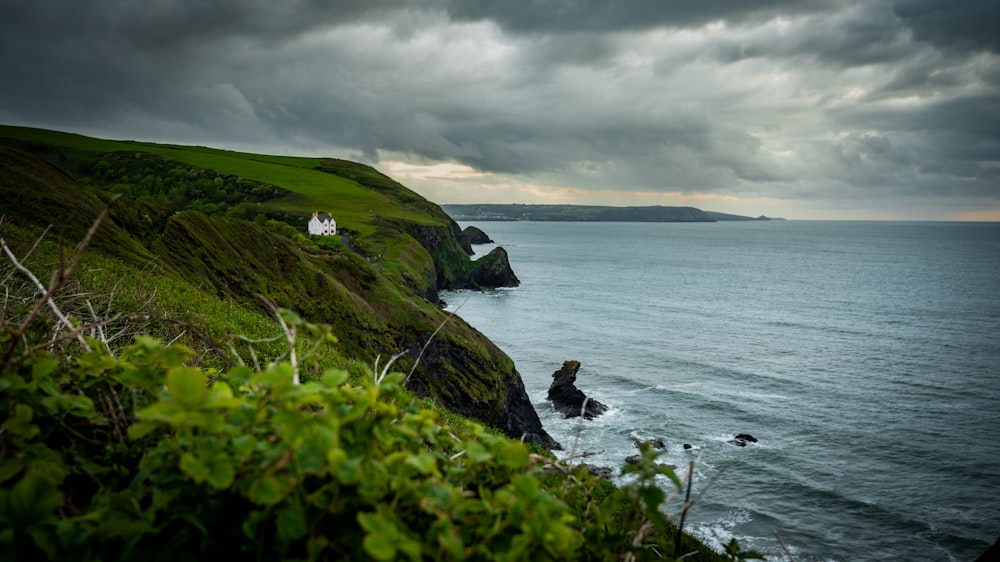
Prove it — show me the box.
[0,331,761,561]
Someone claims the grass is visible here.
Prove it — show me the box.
[0,125,440,237]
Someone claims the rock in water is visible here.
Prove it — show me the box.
[728,433,759,447]
[583,464,615,480]
[462,225,494,245]
[636,438,666,450]
[546,360,609,419]
[469,246,520,288]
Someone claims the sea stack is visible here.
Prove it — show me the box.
[546,360,609,419]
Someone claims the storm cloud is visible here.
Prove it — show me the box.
[1,0,997,219]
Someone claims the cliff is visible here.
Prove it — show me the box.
[0,128,556,448]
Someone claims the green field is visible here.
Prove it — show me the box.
[0,125,439,236]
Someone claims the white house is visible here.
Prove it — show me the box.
[307,211,337,236]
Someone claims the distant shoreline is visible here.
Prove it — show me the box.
[442,203,783,222]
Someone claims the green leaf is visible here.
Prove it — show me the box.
[180,453,210,483]
[166,367,208,409]
[30,459,67,484]
[63,394,96,417]
[405,453,439,476]
[321,369,348,387]
[4,472,63,526]
[363,531,397,561]
[276,505,307,541]
[638,484,665,511]
[2,404,38,439]
[31,358,58,379]
[461,441,493,463]
[226,365,254,387]
[496,441,530,469]
[128,421,158,440]
[655,464,682,491]
[203,381,239,408]
[231,434,256,458]
[0,374,25,391]
[207,462,235,490]
[296,440,328,474]
[359,513,398,561]
[252,363,294,390]
[134,400,185,425]
[242,509,268,539]
[307,536,330,560]
[0,460,23,486]
[278,308,303,326]
[36,378,62,397]
[249,476,289,506]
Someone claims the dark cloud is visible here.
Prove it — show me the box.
[1,0,423,50]
[0,0,997,218]
[894,0,1000,54]
[446,0,838,33]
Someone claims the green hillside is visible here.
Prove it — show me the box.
[0,126,743,561]
[0,126,547,445]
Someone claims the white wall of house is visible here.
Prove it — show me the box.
[308,213,336,236]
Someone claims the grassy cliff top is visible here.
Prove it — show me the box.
[0,125,444,237]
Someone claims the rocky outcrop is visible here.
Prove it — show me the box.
[583,465,615,479]
[462,225,494,245]
[729,433,758,447]
[467,247,520,289]
[501,375,562,450]
[637,438,666,450]
[399,221,517,293]
[546,360,608,419]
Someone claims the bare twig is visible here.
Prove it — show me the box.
[674,460,696,560]
[0,221,51,287]
[1,238,88,353]
[773,529,797,562]
[96,387,124,443]
[625,520,655,562]
[374,351,407,385]
[13,315,122,363]
[85,299,109,350]
[234,334,285,344]
[255,294,299,384]
[405,310,454,386]
[0,204,115,364]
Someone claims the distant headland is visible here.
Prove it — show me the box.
[442,203,784,222]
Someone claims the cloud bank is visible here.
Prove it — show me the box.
[1,0,998,219]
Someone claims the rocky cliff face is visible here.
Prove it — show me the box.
[401,221,519,294]
[0,142,558,450]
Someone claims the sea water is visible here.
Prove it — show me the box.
[441,220,1000,561]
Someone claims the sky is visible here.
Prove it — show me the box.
[2,1,999,220]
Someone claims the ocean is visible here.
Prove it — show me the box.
[441,220,1000,561]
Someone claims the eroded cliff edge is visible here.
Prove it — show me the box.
[0,134,557,449]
